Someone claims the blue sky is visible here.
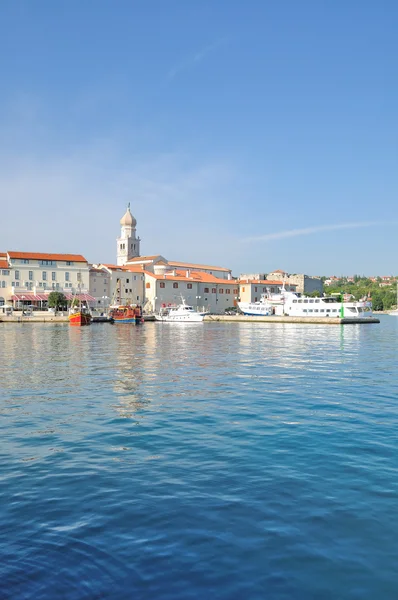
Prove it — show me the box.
[0,1,397,276]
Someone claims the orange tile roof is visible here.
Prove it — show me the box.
[0,260,9,269]
[127,255,162,262]
[168,260,231,272]
[122,265,146,273]
[144,269,237,285]
[101,264,124,270]
[8,251,87,262]
[237,279,287,285]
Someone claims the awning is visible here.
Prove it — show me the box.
[64,293,96,302]
[11,293,46,302]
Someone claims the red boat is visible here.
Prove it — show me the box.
[68,310,92,326]
[109,305,143,324]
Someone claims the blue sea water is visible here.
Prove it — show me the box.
[0,317,397,599]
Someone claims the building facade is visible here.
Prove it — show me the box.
[0,251,91,309]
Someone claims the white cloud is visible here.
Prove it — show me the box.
[242,221,387,243]
[167,37,227,80]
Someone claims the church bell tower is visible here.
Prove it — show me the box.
[117,203,141,266]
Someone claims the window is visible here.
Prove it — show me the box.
[173,283,178,289]
[293,300,297,303]
[242,287,245,292]
[2,270,9,276]
[29,271,33,281]
[42,272,47,281]
[204,287,209,293]
[255,297,258,302]
[93,288,97,293]
[226,289,231,294]
[52,272,56,281]
[1,281,5,288]
[146,283,150,288]
[15,282,19,287]
[263,288,266,293]
[219,289,224,294]
[187,283,193,289]
[271,287,275,293]
[21,259,29,264]
[15,270,20,280]
[233,288,238,294]
[254,287,257,292]
[212,288,216,293]
[65,272,70,282]
[126,279,129,283]
[125,289,128,294]
[160,282,165,288]
[77,273,81,281]
[133,276,137,281]
[66,261,73,266]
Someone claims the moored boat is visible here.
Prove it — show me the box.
[155,298,204,322]
[68,308,92,326]
[109,305,143,324]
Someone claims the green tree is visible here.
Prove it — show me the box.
[47,292,67,311]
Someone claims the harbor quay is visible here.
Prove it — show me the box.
[0,312,380,325]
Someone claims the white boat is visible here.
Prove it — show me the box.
[276,293,373,318]
[239,288,373,318]
[237,295,274,316]
[155,298,204,322]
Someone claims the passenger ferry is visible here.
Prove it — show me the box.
[274,292,373,318]
[239,290,373,318]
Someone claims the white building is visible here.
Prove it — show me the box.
[143,267,238,314]
[0,251,92,310]
[90,264,145,309]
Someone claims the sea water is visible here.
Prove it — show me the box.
[0,318,397,599]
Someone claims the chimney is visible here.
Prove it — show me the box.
[186,269,190,278]
[227,273,231,280]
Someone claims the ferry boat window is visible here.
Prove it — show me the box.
[298,299,302,303]
[308,309,313,312]
[303,309,308,312]
[315,299,320,303]
[314,309,319,312]
[326,309,331,312]
[303,299,308,303]
[293,300,297,303]
[332,309,337,312]
[320,309,325,312]
[309,299,314,303]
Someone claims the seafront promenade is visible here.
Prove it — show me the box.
[1,313,380,324]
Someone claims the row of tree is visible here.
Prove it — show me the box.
[321,278,397,311]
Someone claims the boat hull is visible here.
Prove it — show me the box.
[68,312,91,326]
[238,302,273,316]
[154,314,204,322]
[109,306,143,324]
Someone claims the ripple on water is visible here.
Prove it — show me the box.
[0,319,397,598]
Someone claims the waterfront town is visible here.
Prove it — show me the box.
[0,205,392,316]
